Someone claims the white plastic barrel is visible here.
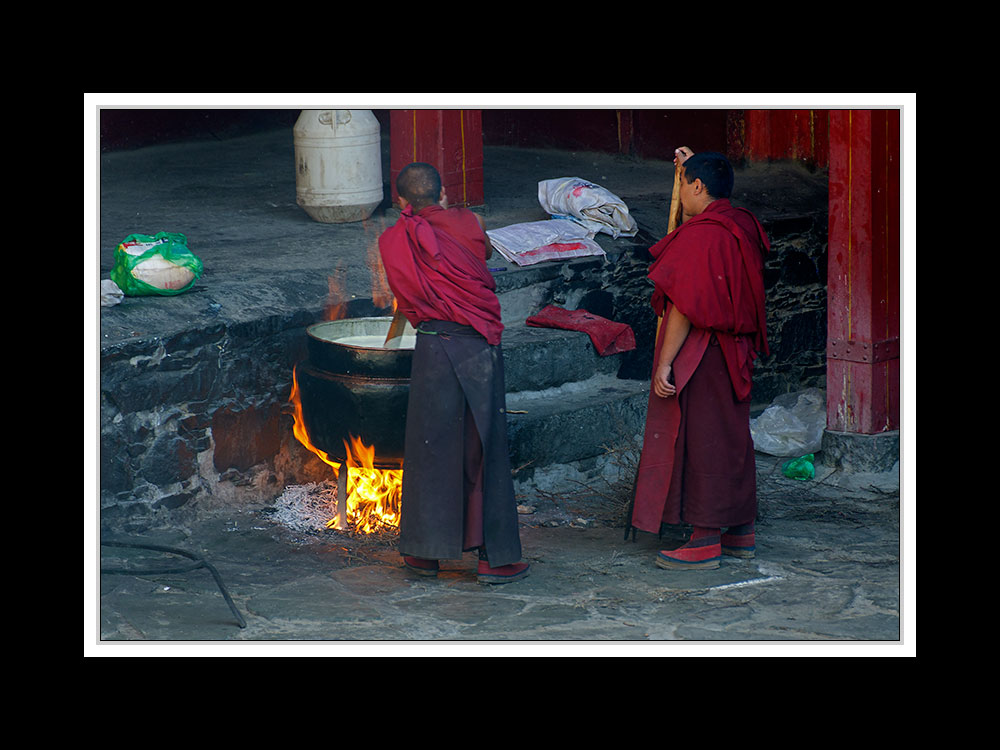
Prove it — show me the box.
[294,110,383,223]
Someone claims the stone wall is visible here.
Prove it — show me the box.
[753,212,829,407]
[99,306,340,533]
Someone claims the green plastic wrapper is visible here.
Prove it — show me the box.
[782,453,815,480]
[110,232,203,296]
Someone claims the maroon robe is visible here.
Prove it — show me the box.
[630,199,769,534]
[378,205,521,567]
[378,204,502,345]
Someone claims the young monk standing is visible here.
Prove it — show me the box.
[628,149,770,569]
[377,162,529,584]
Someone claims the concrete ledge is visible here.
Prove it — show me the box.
[821,429,900,473]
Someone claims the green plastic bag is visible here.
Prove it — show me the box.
[782,453,815,481]
[110,232,203,296]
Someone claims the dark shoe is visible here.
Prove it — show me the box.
[721,524,756,559]
[402,555,439,577]
[477,560,530,584]
[655,527,721,570]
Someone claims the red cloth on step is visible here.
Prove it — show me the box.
[525,305,636,356]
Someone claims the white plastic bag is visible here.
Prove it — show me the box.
[101,278,124,307]
[487,219,605,266]
[750,388,826,456]
[538,177,638,238]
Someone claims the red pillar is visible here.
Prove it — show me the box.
[389,110,484,208]
[826,110,900,434]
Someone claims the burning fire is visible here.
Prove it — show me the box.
[294,221,401,534]
[337,433,402,533]
[288,367,402,534]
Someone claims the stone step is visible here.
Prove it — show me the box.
[494,256,607,325]
[501,320,620,393]
[505,372,649,474]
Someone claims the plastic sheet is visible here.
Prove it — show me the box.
[101,278,124,307]
[750,388,826,456]
[486,219,605,266]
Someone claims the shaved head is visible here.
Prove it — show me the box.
[397,162,442,209]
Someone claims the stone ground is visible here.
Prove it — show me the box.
[94,452,905,654]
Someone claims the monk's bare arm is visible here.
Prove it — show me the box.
[653,304,691,398]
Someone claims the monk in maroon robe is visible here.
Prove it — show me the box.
[628,150,769,570]
[378,162,529,584]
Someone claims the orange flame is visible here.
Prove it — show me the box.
[363,218,394,310]
[336,435,402,534]
[288,366,342,474]
[325,270,348,321]
[288,366,402,533]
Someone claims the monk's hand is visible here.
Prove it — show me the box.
[653,362,677,399]
[439,187,450,209]
[674,146,694,166]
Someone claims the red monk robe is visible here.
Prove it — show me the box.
[378,204,502,344]
[630,198,770,534]
[378,204,522,568]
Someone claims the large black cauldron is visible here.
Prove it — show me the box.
[296,317,413,468]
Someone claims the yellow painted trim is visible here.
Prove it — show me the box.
[460,110,467,204]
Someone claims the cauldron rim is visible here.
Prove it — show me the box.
[306,316,415,351]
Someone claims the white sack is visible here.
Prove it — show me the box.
[130,253,197,291]
[538,177,638,238]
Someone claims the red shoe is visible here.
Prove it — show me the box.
[477,560,530,584]
[721,523,756,559]
[402,555,439,577]
[656,527,721,570]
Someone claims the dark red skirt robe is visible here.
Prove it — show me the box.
[630,199,770,536]
[379,205,522,567]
